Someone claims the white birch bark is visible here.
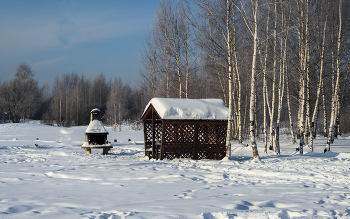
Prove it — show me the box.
[298,0,306,154]
[304,0,310,146]
[269,0,278,151]
[327,0,342,151]
[286,71,296,144]
[250,0,259,159]
[275,6,286,155]
[322,79,327,137]
[336,97,340,137]
[310,17,327,151]
[225,0,233,159]
[262,9,269,152]
[165,52,170,98]
[232,14,242,144]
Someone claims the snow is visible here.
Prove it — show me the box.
[1,122,350,218]
[84,119,108,134]
[91,108,101,113]
[81,142,111,147]
[143,98,229,120]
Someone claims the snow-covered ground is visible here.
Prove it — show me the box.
[1,122,350,219]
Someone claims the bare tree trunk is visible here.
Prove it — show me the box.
[165,52,170,98]
[232,12,242,144]
[118,99,122,132]
[297,0,306,154]
[59,95,62,126]
[310,16,327,151]
[286,73,296,144]
[275,7,286,155]
[250,0,259,159]
[114,102,117,132]
[269,0,278,151]
[206,11,227,104]
[262,5,270,153]
[322,79,327,137]
[327,0,342,151]
[263,76,268,152]
[185,39,189,99]
[225,0,233,159]
[336,98,340,137]
[303,0,310,146]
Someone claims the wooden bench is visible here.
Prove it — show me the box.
[81,146,113,155]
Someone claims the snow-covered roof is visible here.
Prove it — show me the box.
[85,120,109,134]
[142,98,229,120]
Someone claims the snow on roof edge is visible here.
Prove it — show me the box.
[142,98,229,120]
[85,119,109,134]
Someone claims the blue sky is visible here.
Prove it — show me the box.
[0,0,159,86]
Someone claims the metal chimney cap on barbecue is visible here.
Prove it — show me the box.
[91,108,101,114]
[90,108,102,121]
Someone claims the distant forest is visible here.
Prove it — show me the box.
[1,0,350,153]
[0,65,145,129]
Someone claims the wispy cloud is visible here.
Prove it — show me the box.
[31,56,66,72]
[1,6,149,56]
[55,14,147,49]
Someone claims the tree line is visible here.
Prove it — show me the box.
[0,63,144,130]
[139,0,350,157]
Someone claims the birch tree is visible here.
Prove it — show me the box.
[185,0,241,158]
[107,78,125,132]
[249,0,260,159]
[139,31,158,98]
[327,0,343,151]
[275,2,287,155]
[310,11,328,151]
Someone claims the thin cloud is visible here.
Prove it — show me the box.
[56,15,148,49]
[31,56,67,72]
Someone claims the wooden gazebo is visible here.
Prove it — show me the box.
[141,98,229,160]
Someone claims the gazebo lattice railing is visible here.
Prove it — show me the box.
[143,118,227,160]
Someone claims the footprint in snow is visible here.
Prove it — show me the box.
[257,201,275,208]
[175,190,195,199]
[277,210,290,219]
[80,210,138,218]
[223,173,229,180]
[200,212,237,219]
[222,203,249,210]
[3,205,34,214]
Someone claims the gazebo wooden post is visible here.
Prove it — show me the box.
[193,123,199,160]
[143,119,147,156]
[160,121,165,160]
[152,108,156,159]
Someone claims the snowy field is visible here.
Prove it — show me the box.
[1,122,350,219]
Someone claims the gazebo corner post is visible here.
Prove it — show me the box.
[143,120,148,158]
[152,108,156,159]
[193,123,199,160]
[160,121,165,160]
